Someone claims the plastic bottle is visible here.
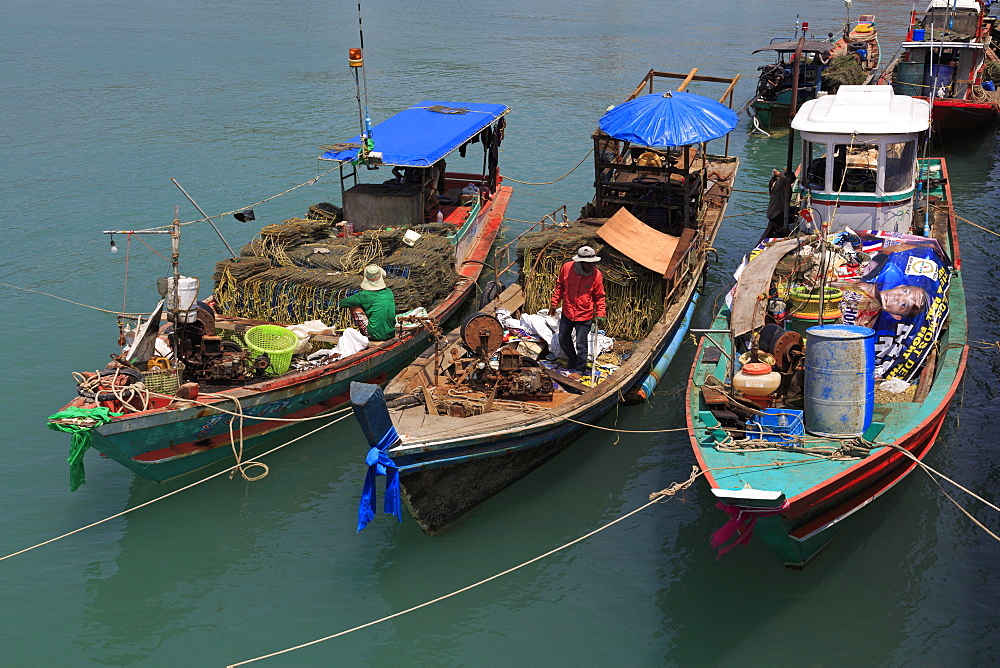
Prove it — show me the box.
[436,209,444,223]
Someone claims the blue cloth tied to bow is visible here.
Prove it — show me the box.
[357,425,402,531]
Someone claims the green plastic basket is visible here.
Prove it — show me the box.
[244,325,298,376]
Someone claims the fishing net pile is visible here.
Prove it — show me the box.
[821,54,867,92]
[213,205,459,329]
[516,224,664,341]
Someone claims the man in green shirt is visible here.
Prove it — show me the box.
[339,265,397,341]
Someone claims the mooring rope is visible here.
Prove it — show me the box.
[559,415,691,434]
[97,385,354,424]
[874,441,1000,542]
[880,441,1000,514]
[1,411,353,563]
[0,282,147,317]
[226,466,703,667]
[175,165,343,229]
[227,455,836,665]
[947,208,1000,239]
[501,149,594,185]
[722,208,769,219]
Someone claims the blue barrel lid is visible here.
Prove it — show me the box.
[805,324,875,339]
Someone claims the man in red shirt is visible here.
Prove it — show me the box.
[551,245,607,373]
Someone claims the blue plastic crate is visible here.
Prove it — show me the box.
[747,408,804,444]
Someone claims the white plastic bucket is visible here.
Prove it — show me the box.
[166,276,199,323]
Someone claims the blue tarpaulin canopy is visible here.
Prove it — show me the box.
[320,101,509,167]
[598,91,738,147]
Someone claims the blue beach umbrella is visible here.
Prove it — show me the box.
[599,91,738,147]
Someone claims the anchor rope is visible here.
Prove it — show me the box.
[878,441,1000,514]
[2,411,353,563]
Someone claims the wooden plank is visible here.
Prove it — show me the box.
[730,237,802,338]
[214,317,342,345]
[421,385,440,416]
[483,385,498,413]
[676,67,699,91]
[480,283,524,317]
[543,368,589,394]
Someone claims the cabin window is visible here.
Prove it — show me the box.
[883,141,916,193]
[831,143,878,193]
[804,141,828,190]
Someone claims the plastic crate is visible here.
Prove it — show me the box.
[747,408,804,444]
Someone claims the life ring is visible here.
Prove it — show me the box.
[77,367,144,402]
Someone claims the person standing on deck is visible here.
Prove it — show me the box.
[339,265,397,341]
[551,246,607,373]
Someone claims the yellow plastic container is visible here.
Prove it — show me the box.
[788,286,843,320]
[244,325,298,376]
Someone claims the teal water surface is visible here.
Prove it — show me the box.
[3,0,999,664]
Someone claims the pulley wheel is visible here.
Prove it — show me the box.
[460,313,504,354]
[757,323,786,353]
[772,330,803,373]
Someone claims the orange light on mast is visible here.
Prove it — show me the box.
[349,48,363,67]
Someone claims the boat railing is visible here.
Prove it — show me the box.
[486,205,568,284]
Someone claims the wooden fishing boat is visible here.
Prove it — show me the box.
[48,98,512,486]
[351,69,741,534]
[879,0,1000,131]
[749,15,881,132]
[687,85,968,568]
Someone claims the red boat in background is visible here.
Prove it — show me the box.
[881,0,1000,131]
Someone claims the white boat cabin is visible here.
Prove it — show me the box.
[791,86,931,233]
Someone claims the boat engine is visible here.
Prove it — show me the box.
[460,314,554,401]
[170,303,251,385]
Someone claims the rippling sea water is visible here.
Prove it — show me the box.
[3,0,999,664]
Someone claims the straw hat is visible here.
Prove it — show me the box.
[572,245,601,263]
[360,265,387,291]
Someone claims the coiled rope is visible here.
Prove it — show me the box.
[74,379,358,481]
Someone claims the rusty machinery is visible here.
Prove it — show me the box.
[459,313,553,401]
[168,303,258,385]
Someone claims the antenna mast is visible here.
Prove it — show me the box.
[349,2,378,167]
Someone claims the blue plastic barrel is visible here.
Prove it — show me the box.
[912,28,925,41]
[803,324,875,437]
[929,64,955,93]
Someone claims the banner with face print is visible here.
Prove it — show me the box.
[839,231,951,381]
